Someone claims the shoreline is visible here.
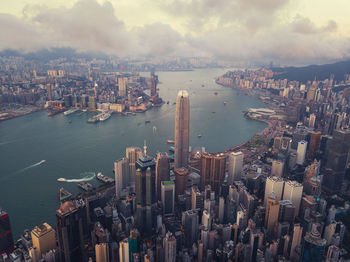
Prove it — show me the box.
[215,78,277,156]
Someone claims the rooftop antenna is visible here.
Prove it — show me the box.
[144,140,147,156]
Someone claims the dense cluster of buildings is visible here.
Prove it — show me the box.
[1,67,350,262]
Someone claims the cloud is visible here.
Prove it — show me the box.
[0,0,349,66]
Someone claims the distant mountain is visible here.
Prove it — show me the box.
[272,60,350,83]
[0,48,111,62]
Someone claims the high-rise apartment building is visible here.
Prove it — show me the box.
[174,167,189,196]
[296,140,308,165]
[174,90,190,168]
[200,153,226,194]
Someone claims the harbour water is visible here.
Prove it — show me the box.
[0,68,267,237]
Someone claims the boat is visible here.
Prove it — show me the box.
[167,140,175,144]
[167,101,170,104]
[58,187,72,202]
[88,115,99,123]
[63,108,79,116]
[214,92,218,95]
[224,101,227,105]
[212,111,216,114]
[145,120,151,124]
[169,146,175,152]
[77,182,93,191]
[198,134,202,138]
[201,84,205,87]
[99,112,111,122]
[96,172,114,183]
[173,102,176,105]
[48,109,64,116]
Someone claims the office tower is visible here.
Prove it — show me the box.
[119,238,129,262]
[302,224,327,262]
[155,152,170,201]
[218,197,225,224]
[118,77,127,97]
[323,129,350,193]
[191,186,203,210]
[283,180,303,217]
[88,96,96,109]
[47,85,52,101]
[114,158,129,198]
[228,152,243,184]
[0,207,14,254]
[307,86,316,102]
[95,243,109,262]
[28,247,39,262]
[264,176,284,206]
[323,221,345,246]
[126,147,142,188]
[174,167,189,196]
[308,131,321,160]
[265,196,280,237]
[197,240,203,262]
[200,153,226,194]
[135,151,156,236]
[56,201,88,262]
[290,224,303,262]
[128,229,140,260]
[150,70,158,97]
[296,140,308,165]
[291,126,309,150]
[326,245,340,262]
[309,113,316,128]
[161,181,175,215]
[31,223,56,259]
[174,90,190,168]
[279,200,295,224]
[202,209,212,231]
[182,209,199,248]
[163,232,176,262]
[271,159,284,177]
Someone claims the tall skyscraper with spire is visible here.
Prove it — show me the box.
[174,90,190,169]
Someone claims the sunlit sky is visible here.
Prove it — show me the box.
[1,0,350,65]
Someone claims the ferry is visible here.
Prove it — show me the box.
[169,146,175,152]
[99,112,111,122]
[58,187,72,202]
[96,172,114,183]
[145,120,151,124]
[64,108,79,116]
[88,115,99,123]
[198,134,202,138]
[77,182,94,191]
[167,140,175,144]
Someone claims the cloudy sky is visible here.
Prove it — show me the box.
[1,0,350,65]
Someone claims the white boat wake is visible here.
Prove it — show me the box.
[57,172,96,183]
[16,160,46,173]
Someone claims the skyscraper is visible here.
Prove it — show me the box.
[155,152,170,201]
[296,140,308,165]
[114,158,129,198]
[265,196,280,237]
[119,238,129,262]
[174,167,189,196]
[301,224,327,262]
[126,147,142,188]
[174,90,190,168]
[283,180,303,217]
[271,159,284,177]
[182,209,199,248]
[56,201,88,262]
[227,151,243,184]
[323,129,350,193]
[163,232,176,262]
[264,176,284,206]
[118,77,127,97]
[0,207,14,255]
[200,153,226,194]
[161,181,175,216]
[95,243,109,262]
[290,224,303,262]
[31,223,56,259]
[308,131,321,160]
[135,148,156,237]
